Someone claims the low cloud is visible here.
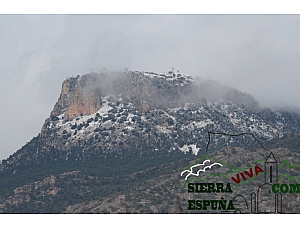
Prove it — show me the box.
[1,15,300,159]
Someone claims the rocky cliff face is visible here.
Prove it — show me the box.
[35,69,299,155]
[3,69,300,171]
[1,69,300,213]
[46,70,195,126]
[50,75,102,122]
[48,70,258,124]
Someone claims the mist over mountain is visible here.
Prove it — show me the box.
[2,15,300,161]
[1,68,300,213]
[2,68,300,170]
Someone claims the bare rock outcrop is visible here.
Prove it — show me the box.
[45,70,259,127]
[50,75,102,122]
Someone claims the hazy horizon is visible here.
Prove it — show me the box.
[1,14,300,159]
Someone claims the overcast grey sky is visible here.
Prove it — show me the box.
[1,14,300,159]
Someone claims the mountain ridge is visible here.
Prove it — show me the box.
[1,69,300,213]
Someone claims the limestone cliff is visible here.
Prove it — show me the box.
[48,70,194,123]
[3,70,300,214]
[47,70,260,126]
[50,75,102,122]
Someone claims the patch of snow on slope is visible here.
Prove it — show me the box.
[178,144,200,155]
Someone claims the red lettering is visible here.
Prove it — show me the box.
[231,174,241,184]
[231,166,264,185]
[254,165,264,176]
[240,172,247,181]
[244,168,253,178]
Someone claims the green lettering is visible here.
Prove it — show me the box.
[203,200,210,210]
[272,184,279,193]
[289,184,300,193]
[227,200,235,210]
[188,183,194,193]
[207,183,215,193]
[211,200,218,210]
[225,183,233,193]
[200,183,207,193]
[280,184,289,193]
[188,200,195,210]
[196,200,202,210]
[195,183,201,193]
[216,183,224,193]
[218,197,227,210]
